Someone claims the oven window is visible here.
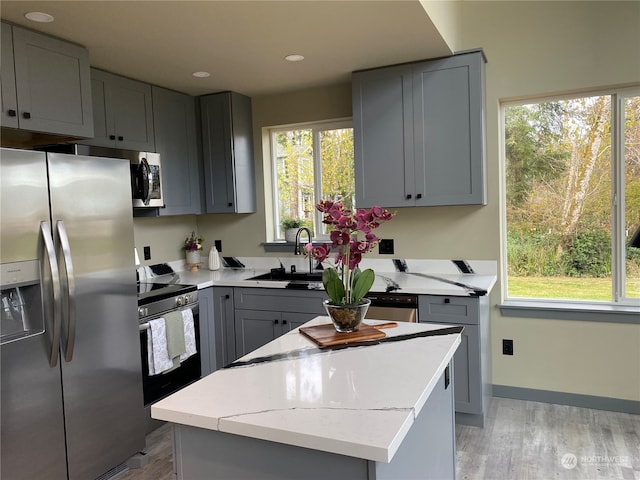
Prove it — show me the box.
[139,308,201,405]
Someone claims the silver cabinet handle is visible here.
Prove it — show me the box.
[40,222,61,367]
[56,220,76,362]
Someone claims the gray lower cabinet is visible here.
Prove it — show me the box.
[418,294,490,427]
[84,68,155,151]
[198,287,215,376]
[1,22,93,138]
[232,288,327,360]
[352,50,486,208]
[234,310,318,359]
[152,86,202,216]
[199,287,235,376]
[200,92,256,213]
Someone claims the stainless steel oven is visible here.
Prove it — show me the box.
[137,281,200,432]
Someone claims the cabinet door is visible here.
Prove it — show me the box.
[200,92,256,213]
[451,325,482,414]
[234,309,280,358]
[413,52,486,206]
[1,23,18,129]
[152,86,202,215]
[353,64,415,208]
[85,69,154,151]
[198,288,214,376]
[282,312,320,332]
[212,287,235,367]
[11,25,93,137]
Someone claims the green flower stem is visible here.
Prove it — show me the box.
[343,240,352,304]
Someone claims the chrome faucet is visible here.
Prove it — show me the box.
[293,227,313,273]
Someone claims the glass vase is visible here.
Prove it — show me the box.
[323,298,371,333]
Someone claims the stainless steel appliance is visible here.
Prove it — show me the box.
[0,147,145,480]
[36,144,164,208]
[137,276,200,433]
[365,292,418,322]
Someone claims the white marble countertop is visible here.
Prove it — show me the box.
[151,317,461,463]
[145,257,497,297]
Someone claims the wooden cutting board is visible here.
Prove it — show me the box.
[299,322,396,347]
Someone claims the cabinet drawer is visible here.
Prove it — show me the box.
[418,295,479,325]
[234,288,327,314]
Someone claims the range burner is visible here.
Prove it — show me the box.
[136,265,192,304]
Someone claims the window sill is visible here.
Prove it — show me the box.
[499,300,640,324]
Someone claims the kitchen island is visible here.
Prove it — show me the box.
[152,317,462,479]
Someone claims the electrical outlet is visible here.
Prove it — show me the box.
[143,246,151,260]
[503,339,514,356]
[215,240,222,252]
[378,239,394,254]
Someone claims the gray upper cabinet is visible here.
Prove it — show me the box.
[84,68,155,151]
[353,50,486,208]
[1,23,18,129]
[1,22,93,138]
[152,86,202,216]
[200,92,256,214]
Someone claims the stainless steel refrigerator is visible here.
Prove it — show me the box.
[1,147,145,479]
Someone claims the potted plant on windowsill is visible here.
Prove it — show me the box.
[281,217,305,243]
[304,200,394,332]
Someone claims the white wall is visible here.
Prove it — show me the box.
[461,0,640,401]
[420,0,463,53]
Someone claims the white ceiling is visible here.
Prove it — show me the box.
[0,1,452,97]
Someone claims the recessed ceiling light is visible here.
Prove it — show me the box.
[285,54,305,62]
[25,11,54,23]
[192,71,211,78]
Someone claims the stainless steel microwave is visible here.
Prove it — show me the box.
[129,151,163,208]
[39,144,164,208]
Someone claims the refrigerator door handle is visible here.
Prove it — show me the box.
[40,221,62,367]
[56,220,77,362]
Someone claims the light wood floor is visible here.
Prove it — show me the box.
[117,397,640,480]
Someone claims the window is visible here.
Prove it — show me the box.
[503,88,640,304]
[270,120,354,240]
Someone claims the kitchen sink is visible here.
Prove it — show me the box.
[246,271,324,282]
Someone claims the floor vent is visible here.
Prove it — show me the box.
[96,463,128,480]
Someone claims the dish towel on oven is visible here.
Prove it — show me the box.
[147,318,174,375]
[147,309,197,375]
[180,308,197,361]
[164,311,186,363]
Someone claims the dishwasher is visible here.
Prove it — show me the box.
[365,292,418,322]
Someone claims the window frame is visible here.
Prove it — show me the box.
[500,85,640,309]
[269,118,353,242]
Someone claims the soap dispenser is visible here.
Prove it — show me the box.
[208,246,221,270]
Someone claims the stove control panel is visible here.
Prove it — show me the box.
[175,293,196,307]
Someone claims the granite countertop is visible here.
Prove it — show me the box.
[149,257,497,297]
[151,317,462,463]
